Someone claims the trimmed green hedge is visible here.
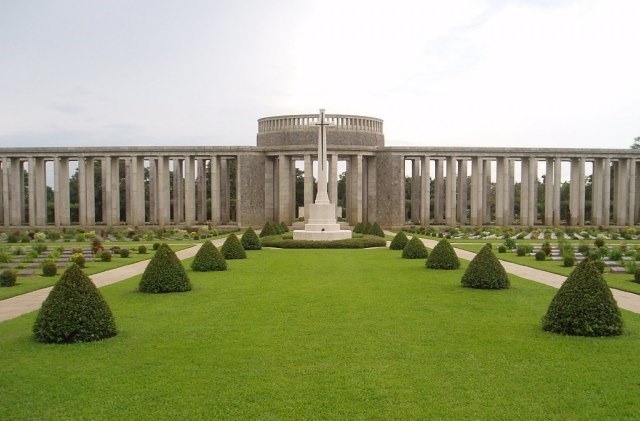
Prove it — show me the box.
[542,260,622,337]
[33,264,117,343]
[461,244,509,289]
[241,227,262,250]
[260,236,386,249]
[139,243,192,293]
[389,231,409,250]
[402,236,429,259]
[426,239,460,270]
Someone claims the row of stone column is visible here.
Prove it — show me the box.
[258,116,383,134]
[0,155,233,227]
[404,155,638,226]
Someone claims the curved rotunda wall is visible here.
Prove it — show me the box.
[257,114,384,148]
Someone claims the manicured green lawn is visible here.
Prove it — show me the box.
[1,248,639,418]
[0,244,192,300]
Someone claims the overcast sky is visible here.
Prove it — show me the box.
[1,0,638,150]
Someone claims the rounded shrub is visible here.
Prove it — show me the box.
[542,260,622,337]
[542,245,552,256]
[426,239,460,270]
[138,245,147,254]
[516,247,527,257]
[563,256,576,267]
[221,233,247,260]
[70,253,86,268]
[33,264,117,343]
[191,241,227,272]
[241,227,262,250]
[41,262,58,277]
[259,222,277,237]
[402,236,429,259]
[369,222,385,238]
[100,251,112,262]
[498,245,507,253]
[139,243,192,293]
[0,269,18,287]
[389,231,409,250]
[461,244,510,289]
[635,268,640,283]
[119,248,131,258]
[152,242,161,251]
[594,237,606,248]
[535,251,547,261]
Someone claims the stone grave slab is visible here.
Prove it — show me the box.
[609,266,628,274]
[18,269,35,276]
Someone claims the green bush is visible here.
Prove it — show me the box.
[279,222,289,233]
[461,244,509,289]
[516,247,527,257]
[498,245,507,253]
[272,222,284,235]
[241,227,262,250]
[33,264,117,343]
[504,238,516,250]
[426,239,460,270]
[577,243,590,254]
[389,231,409,250]
[259,222,277,237]
[542,260,622,337]
[221,233,247,260]
[594,237,606,248]
[138,245,147,254]
[369,222,385,238]
[100,251,112,262]
[541,245,552,256]
[609,248,623,262]
[139,244,192,293]
[70,253,86,268]
[260,236,386,249]
[41,262,58,277]
[191,241,227,272]
[120,248,131,258]
[0,269,18,287]
[152,242,161,251]
[402,236,429,259]
[353,222,363,234]
[635,268,640,283]
[362,222,372,235]
[563,256,575,267]
[535,251,546,261]
[33,243,48,254]
[593,260,606,274]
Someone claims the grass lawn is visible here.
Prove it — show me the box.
[1,248,639,419]
[453,242,640,295]
[0,243,192,300]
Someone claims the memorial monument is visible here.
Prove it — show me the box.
[293,109,352,241]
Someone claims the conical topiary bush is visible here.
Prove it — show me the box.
[279,222,289,233]
[389,231,409,250]
[241,227,262,250]
[259,222,277,237]
[221,233,247,259]
[370,222,385,238]
[402,236,429,259]
[426,239,460,270]
[139,243,192,293]
[353,222,363,234]
[33,264,117,344]
[191,241,227,272]
[461,243,509,289]
[542,260,622,337]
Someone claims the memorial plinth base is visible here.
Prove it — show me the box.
[292,202,352,241]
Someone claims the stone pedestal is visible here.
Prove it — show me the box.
[293,203,351,241]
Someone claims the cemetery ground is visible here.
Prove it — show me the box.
[1,247,640,419]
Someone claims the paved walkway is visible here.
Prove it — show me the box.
[2,237,640,323]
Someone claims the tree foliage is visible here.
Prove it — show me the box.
[542,260,622,336]
[33,264,117,343]
[461,244,509,289]
[191,241,227,272]
[139,243,192,293]
[426,239,460,270]
[402,236,429,259]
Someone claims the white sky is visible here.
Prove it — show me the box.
[1,0,638,149]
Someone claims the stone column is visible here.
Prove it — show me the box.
[220,158,229,224]
[434,159,444,224]
[277,154,291,223]
[77,157,87,226]
[365,156,377,223]
[484,160,492,224]
[0,157,5,226]
[210,155,221,225]
[157,156,170,226]
[457,159,467,225]
[9,158,23,225]
[149,159,158,224]
[27,158,37,225]
[591,158,603,226]
[304,154,313,222]
[616,158,630,225]
[603,158,611,226]
[470,156,483,226]
[420,156,431,226]
[124,160,132,223]
[289,158,296,223]
[411,158,421,224]
[578,158,585,226]
[545,158,554,225]
[329,154,338,216]
[496,157,507,226]
[553,157,562,226]
[527,157,537,226]
[507,159,515,225]
[173,159,183,224]
[85,158,95,226]
[184,156,196,226]
[130,155,146,226]
[569,158,585,226]
[520,158,530,226]
[353,154,364,224]
[445,156,457,226]
[54,157,70,226]
[628,158,636,225]
[196,158,207,223]
[264,156,274,223]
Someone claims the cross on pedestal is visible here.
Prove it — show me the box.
[314,109,334,204]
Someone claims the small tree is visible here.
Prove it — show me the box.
[191,241,227,272]
[139,243,192,293]
[259,222,277,237]
[426,239,460,270]
[241,227,262,250]
[542,260,622,336]
[389,231,409,250]
[33,264,117,343]
[369,222,385,238]
[402,236,429,259]
[221,233,247,260]
[461,244,510,289]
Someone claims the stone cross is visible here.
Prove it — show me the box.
[314,109,334,204]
